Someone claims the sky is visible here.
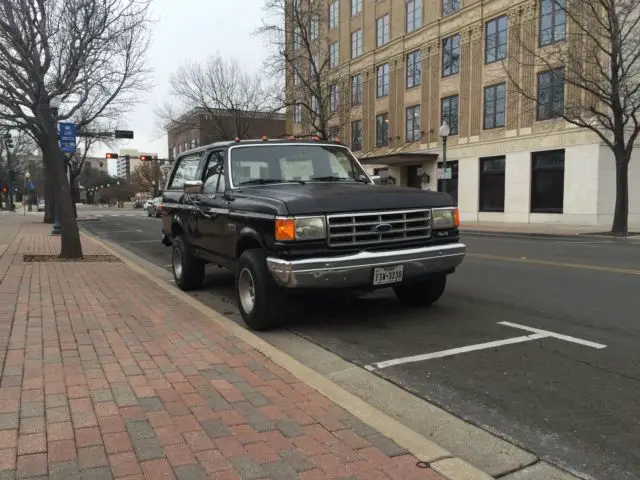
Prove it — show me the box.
[106,0,269,175]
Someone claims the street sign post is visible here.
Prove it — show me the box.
[59,122,77,153]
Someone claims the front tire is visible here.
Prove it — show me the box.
[393,274,447,307]
[172,235,204,291]
[236,249,285,331]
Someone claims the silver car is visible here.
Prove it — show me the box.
[147,197,163,217]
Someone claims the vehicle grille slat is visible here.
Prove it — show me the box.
[327,209,432,248]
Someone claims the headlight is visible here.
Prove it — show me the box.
[431,207,460,230]
[275,216,326,241]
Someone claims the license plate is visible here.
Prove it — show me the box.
[372,265,404,286]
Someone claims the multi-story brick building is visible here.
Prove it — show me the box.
[167,108,286,161]
[286,0,640,226]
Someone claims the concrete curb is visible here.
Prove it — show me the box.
[82,228,494,480]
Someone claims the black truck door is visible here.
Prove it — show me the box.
[196,150,231,265]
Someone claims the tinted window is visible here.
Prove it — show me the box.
[168,154,201,189]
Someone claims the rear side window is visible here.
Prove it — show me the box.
[168,153,202,189]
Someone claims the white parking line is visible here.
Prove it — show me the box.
[498,321,607,349]
[365,321,606,371]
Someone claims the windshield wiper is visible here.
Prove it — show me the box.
[311,175,368,183]
[238,178,305,186]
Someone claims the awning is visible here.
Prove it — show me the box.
[357,151,439,166]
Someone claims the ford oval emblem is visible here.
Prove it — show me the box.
[373,223,393,233]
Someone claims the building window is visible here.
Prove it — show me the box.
[351,29,363,58]
[485,15,508,64]
[351,74,362,106]
[376,63,389,98]
[376,14,390,47]
[537,68,564,120]
[442,0,460,16]
[441,95,459,135]
[311,96,319,117]
[539,0,565,46]
[437,160,459,203]
[376,113,389,147]
[329,126,340,140]
[293,69,301,85]
[406,105,421,142]
[293,27,301,50]
[531,150,565,213]
[329,0,339,29]
[311,15,319,40]
[442,34,460,77]
[329,41,339,68]
[329,84,339,113]
[406,50,421,88]
[406,0,422,33]
[484,83,506,129]
[351,0,362,16]
[351,120,363,151]
[479,156,506,212]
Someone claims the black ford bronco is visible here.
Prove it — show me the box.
[161,138,466,331]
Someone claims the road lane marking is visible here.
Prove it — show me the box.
[364,333,548,370]
[468,252,640,275]
[365,322,606,371]
[498,321,607,349]
[126,240,160,244]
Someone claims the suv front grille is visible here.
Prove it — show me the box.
[327,209,432,248]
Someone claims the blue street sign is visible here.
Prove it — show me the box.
[28,181,34,191]
[58,122,77,154]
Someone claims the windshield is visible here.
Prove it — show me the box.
[228,144,371,187]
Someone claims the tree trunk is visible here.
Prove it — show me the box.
[611,156,629,235]
[43,135,83,258]
[43,159,55,223]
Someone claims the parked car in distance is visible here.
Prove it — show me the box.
[147,197,163,217]
[37,200,45,212]
[161,138,465,331]
[144,198,153,211]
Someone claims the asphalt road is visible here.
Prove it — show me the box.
[81,211,640,480]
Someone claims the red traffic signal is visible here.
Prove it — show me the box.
[139,155,151,161]
[105,153,119,159]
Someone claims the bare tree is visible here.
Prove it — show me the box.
[504,0,640,235]
[129,161,162,196]
[158,53,278,142]
[0,0,152,257]
[257,0,347,140]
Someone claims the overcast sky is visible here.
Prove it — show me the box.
[107,0,268,174]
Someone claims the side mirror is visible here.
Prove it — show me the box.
[183,180,203,194]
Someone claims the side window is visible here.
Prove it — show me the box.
[202,151,226,194]
[168,154,202,189]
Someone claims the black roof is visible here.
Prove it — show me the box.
[178,138,345,157]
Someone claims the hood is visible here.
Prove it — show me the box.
[233,182,454,215]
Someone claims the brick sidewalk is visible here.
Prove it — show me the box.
[0,222,445,480]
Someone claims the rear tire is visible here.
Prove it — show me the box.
[172,235,204,291]
[393,274,447,307]
[236,249,286,331]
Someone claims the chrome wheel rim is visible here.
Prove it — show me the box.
[238,268,256,314]
[172,248,182,280]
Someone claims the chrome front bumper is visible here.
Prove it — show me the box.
[266,242,466,288]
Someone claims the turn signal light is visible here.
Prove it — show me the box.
[311,136,320,141]
[452,207,460,227]
[275,218,295,241]
[261,135,268,141]
[288,136,296,140]
[234,137,241,142]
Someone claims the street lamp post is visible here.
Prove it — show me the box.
[439,121,450,194]
[50,98,62,235]
[23,171,30,216]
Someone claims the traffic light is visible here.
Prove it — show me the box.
[4,133,13,149]
[139,155,153,161]
[105,153,119,159]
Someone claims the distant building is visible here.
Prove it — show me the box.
[166,108,286,160]
[116,149,159,180]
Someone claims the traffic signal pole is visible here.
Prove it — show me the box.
[3,133,15,211]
